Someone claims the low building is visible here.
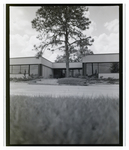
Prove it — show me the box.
[10,53,119,79]
[82,53,119,79]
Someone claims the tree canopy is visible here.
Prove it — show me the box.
[55,49,94,63]
[32,6,94,77]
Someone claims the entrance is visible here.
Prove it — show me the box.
[53,69,66,78]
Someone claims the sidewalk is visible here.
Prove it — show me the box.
[35,79,59,85]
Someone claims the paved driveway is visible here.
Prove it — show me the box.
[10,82,119,98]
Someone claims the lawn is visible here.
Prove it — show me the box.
[10,95,119,145]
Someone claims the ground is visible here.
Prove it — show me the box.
[10,82,119,97]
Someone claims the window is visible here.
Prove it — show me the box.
[12,65,21,74]
[73,69,78,76]
[83,63,86,76]
[93,63,99,75]
[79,69,82,75]
[110,62,119,73]
[30,65,38,75]
[99,63,119,73]
[21,65,29,74]
[86,63,92,76]
[69,69,73,77]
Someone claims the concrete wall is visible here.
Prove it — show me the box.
[42,66,53,78]
[41,57,53,68]
[10,57,41,65]
[53,62,82,69]
[10,57,53,68]
[99,73,119,79]
[83,54,119,63]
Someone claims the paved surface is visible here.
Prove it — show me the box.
[10,82,119,98]
[36,79,59,85]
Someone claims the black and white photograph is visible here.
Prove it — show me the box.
[6,4,123,146]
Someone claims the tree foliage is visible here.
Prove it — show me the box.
[55,49,94,63]
[32,6,94,77]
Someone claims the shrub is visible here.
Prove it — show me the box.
[10,95,119,145]
[10,75,42,82]
[100,76,103,79]
[58,78,88,86]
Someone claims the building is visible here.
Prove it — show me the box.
[10,53,119,79]
[82,53,119,79]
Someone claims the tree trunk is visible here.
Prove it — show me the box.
[66,53,69,77]
[65,6,69,78]
[65,33,69,77]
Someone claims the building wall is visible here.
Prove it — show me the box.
[42,65,53,78]
[10,57,42,65]
[52,62,82,69]
[10,54,119,79]
[82,54,119,79]
[41,57,53,68]
[99,73,119,79]
[83,54,119,63]
[10,57,53,67]
[10,57,53,78]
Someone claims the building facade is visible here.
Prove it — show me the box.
[82,53,119,79]
[10,53,119,79]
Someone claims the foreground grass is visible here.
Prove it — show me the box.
[10,95,119,145]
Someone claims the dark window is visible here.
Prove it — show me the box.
[93,63,99,75]
[21,65,29,74]
[12,65,21,74]
[99,63,119,73]
[83,63,86,76]
[110,62,119,73]
[69,69,82,77]
[86,63,92,76]
[69,69,73,77]
[30,65,38,75]
[73,69,78,77]
[78,69,82,76]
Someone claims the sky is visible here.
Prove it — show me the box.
[10,5,119,62]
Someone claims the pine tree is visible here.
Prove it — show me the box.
[32,6,94,77]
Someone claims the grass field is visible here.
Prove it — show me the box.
[10,95,119,145]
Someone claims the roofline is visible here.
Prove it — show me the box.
[10,56,36,59]
[41,56,53,63]
[10,56,53,63]
[85,53,119,56]
[53,62,82,64]
[10,53,119,62]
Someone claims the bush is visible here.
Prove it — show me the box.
[10,75,42,82]
[58,78,88,86]
[10,95,119,145]
[100,76,103,79]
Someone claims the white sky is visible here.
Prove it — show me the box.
[10,6,119,62]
